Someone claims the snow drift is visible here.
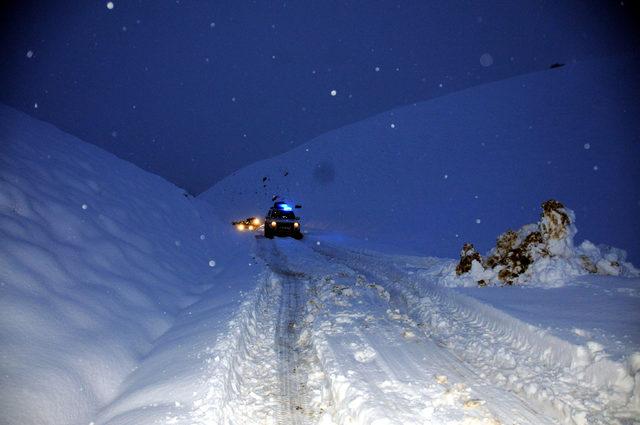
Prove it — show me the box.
[0,104,243,424]
[200,56,640,263]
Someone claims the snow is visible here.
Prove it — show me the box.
[106,2,114,10]
[311,239,640,424]
[2,56,639,425]
[0,104,247,424]
[479,53,493,67]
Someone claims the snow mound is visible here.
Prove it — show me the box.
[200,57,640,263]
[0,104,239,424]
[454,200,638,287]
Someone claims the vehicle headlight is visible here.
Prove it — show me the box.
[270,221,277,228]
[293,222,299,228]
[252,218,260,226]
[237,223,245,231]
[248,225,254,231]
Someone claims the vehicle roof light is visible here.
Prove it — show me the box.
[277,203,293,211]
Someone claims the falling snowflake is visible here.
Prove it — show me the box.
[200,234,206,240]
[584,143,591,150]
[480,53,494,67]
[34,103,38,109]
[390,123,396,129]
[593,165,599,171]
[210,22,216,28]
[475,218,482,224]
[375,66,380,72]
[330,89,337,96]
[208,260,216,267]
[26,50,34,59]
[444,174,448,179]
[106,1,114,10]
[81,204,88,210]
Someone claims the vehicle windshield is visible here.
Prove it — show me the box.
[270,210,295,219]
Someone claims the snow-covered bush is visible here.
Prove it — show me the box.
[455,200,639,286]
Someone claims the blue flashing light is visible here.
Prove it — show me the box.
[278,203,293,211]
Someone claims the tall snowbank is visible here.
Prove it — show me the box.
[0,104,239,424]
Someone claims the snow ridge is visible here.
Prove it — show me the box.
[186,272,281,424]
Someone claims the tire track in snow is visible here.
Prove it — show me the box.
[274,274,313,424]
[259,238,315,425]
[308,240,558,425]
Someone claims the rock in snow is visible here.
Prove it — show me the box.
[455,199,638,286]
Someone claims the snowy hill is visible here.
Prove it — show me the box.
[0,104,248,424]
[200,57,640,262]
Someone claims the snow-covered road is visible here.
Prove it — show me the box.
[246,237,557,424]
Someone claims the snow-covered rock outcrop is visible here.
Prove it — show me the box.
[455,200,638,287]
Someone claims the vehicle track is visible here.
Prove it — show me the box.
[308,240,559,424]
[274,274,313,424]
[260,238,557,424]
[258,237,315,425]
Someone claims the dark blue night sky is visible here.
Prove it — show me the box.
[1,1,638,194]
